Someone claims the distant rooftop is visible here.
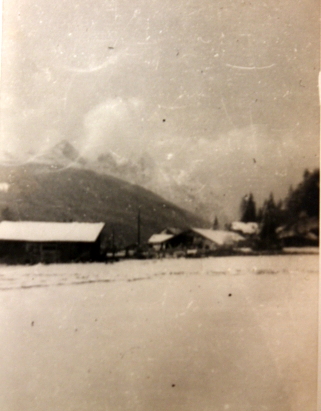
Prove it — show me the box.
[231,222,259,235]
[148,234,174,244]
[159,227,182,235]
[0,221,105,243]
[191,228,245,246]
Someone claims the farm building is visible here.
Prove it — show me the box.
[276,217,319,247]
[148,233,174,251]
[159,227,183,235]
[148,228,245,256]
[230,221,259,236]
[0,221,105,264]
[277,228,319,247]
[169,228,245,251]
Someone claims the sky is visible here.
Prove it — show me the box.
[0,0,319,218]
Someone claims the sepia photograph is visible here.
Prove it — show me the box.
[0,0,319,410]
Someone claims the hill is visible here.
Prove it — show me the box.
[24,140,226,224]
[0,163,208,247]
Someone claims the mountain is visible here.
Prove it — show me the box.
[31,140,87,167]
[0,163,208,247]
[25,140,226,223]
[89,149,226,223]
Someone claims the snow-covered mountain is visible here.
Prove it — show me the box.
[0,162,207,246]
[29,140,226,223]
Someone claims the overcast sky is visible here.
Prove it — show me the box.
[1,0,319,214]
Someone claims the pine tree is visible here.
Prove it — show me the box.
[259,193,280,249]
[213,216,219,230]
[240,193,257,222]
[285,169,319,222]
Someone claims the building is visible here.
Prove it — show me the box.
[0,221,105,264]
[230,221,259,236]
[148,233,174,251]
[159,227,183,235]
[168,228,245,252]
[148,227,245,257]
[277,227,319,247]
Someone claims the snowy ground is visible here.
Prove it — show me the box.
[0,254,318,411]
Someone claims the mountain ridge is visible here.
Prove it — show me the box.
[0,162,208,247]
[22,139,226,223]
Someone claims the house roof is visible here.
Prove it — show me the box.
[148,234,174,244]
[159,227,182,235]
[278,229,319,241]
[191,228,245,246]
[231,221,259,235]
[0,221,105,243]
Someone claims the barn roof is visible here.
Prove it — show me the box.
[0,221,105,243]
[148,234,174,244]
[191,228,245,246]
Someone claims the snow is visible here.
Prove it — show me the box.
[0,254,318,411]
[231,221,259,235]
[148,234,174,244]
[191,228,245,245]
[0,221,105,242]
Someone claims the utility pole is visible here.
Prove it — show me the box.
[137,207,141,249]
[112,227,115,259]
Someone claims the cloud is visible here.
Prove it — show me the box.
[80,97,144,159]
[140,123,312,218]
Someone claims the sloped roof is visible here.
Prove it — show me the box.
[159,227,182,235]
[0,221,105,243]
[277,217,319,238]
[191,228,245,246]
[231,221,259,235]
[148,234,174,244]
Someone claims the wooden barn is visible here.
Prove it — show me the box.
[0,221,105,264]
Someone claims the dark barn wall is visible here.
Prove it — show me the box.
[0,238,102,264]
[166,232,194,249]
[281,236,319,247]
[166,231,216,250]
[0,241,26,264]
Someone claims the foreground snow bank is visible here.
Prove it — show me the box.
[0,255,318,411]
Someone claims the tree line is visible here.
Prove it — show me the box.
[239,168,319,248]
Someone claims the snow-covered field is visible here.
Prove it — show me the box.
[0,254,318,411]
